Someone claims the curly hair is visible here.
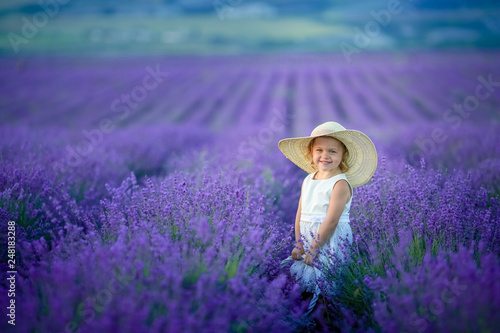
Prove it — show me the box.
[305,136,350,173]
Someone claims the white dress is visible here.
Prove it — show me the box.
[289,172,354,294]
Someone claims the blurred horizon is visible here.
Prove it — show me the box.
[1,0,500,57]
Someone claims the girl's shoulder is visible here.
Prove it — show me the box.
[334,173,352,185]
[301,173,312,188]
[335,174,353,200]
[303,172,317,184]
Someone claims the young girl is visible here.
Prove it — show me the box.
[278,121,377,314]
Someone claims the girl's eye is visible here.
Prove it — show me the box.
[330,150,336,153]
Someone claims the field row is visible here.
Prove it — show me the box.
[1,52,499,136]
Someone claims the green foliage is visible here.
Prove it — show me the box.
[409,233,427,265]
[183,263,208,288]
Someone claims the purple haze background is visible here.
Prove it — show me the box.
[1,50,500,332]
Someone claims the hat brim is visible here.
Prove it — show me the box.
[278,130,377,187]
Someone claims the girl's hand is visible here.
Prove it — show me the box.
[291,246,305,260]
[304,253,316,266]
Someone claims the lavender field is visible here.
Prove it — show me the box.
[1,51,500,332]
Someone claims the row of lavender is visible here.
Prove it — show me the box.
[1,116,499,331]
[2,52,500,135]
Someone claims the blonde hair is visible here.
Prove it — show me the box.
[305,136,350,173]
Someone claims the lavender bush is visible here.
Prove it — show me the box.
[6,168,303,332]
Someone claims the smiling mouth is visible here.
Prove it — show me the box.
[320,161,331,165]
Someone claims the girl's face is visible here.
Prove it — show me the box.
[311,137,344,174]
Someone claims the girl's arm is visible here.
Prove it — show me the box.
[294,193,303,249]
[291,186,305,260]
[291,178,306,260]
[310,179,351,254]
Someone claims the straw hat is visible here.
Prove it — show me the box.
[278,121,377,187]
